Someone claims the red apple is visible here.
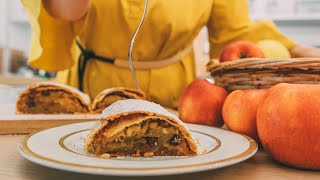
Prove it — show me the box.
[257,83,320,170]
[222,89,267,141]
[178,79,228,127]
[220,41,265,62]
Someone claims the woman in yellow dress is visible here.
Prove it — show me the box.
[22,0,320,108]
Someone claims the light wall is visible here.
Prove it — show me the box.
[0,0,31,53]
[0,0,8,49]
[276,21,320,47]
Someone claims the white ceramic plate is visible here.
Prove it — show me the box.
[19,122,257,176]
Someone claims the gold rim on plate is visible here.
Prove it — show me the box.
[19,126,257,171]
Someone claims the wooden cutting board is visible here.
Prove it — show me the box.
[0,115,100,135]
[0,104,98,134]
[0,85,101,134]
[0,104,178,135]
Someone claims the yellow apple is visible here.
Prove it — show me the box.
[257,40,291,58]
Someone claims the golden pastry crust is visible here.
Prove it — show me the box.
[16,82,91,114]
[91,87,145,113]
[86,99,199,157]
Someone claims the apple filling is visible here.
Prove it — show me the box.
[18,90,89,114]
[89,115,195,157]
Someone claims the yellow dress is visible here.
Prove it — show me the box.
[22,0,296,108]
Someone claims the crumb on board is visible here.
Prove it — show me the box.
[100,153,111,158]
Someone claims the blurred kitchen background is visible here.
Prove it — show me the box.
[0,0,320,80]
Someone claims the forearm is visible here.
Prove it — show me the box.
[42,0,91,21]
[290,44,320,58]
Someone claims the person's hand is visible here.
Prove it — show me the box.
[42,0,91,21]
[290,44,320,58]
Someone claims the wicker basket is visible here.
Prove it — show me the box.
[207,58,320,91]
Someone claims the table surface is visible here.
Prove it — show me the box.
[1,135,319,180]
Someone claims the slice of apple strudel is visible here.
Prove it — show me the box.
[86,99,199,157]
[91,87,145,113]
[16,82,90,114]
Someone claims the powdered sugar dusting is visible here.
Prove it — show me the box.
[101,99,181,122]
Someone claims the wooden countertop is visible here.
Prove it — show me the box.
[1,135,319,180]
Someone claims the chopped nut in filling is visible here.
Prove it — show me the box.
[90,116,195,157]
[18,90,89,114]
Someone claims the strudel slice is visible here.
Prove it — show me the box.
[16,82,90,114]
[91,87,145,113]
[86,99,199,157]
